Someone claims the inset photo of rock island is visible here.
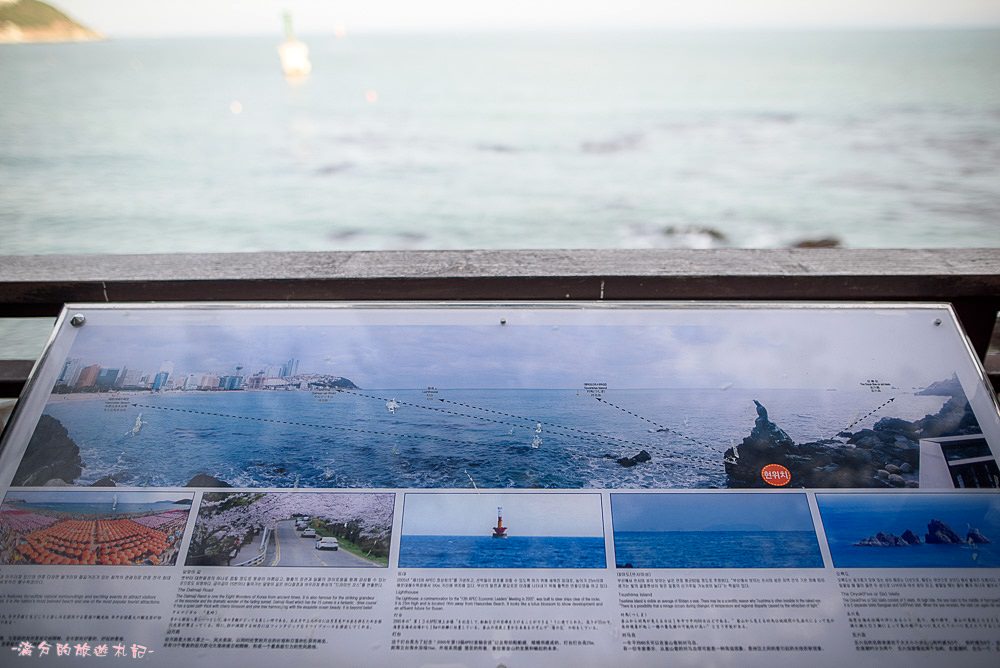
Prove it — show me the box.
[398,493,606,568]
[0,490,192,566]
[185,491,393,568]
[611,492,824,569]
[817,493,1000,568]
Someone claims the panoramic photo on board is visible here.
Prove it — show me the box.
[9,309,992,491]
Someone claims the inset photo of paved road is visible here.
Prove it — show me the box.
[264,519,381,567]
[185,491,393,568]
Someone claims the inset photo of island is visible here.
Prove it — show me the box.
[817,493,1000,568]
[185,491,394,568]
[611,492,824,568]
[0,490,192,566]
[398,492,605,568]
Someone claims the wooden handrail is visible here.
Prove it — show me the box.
[2,249,999,397]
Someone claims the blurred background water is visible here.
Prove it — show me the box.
[2,27,1000,365]
[2,30,1000,254]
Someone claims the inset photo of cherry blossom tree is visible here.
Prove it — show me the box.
[186,491,394,568]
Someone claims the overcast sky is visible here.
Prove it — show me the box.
[53,1,1000,37]
[612,492,816,532]
[401,492,604,536]
[60,307,965,391]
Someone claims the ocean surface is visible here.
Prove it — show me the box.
[1,30,1000,253]
[613,530,824,568]
[398,535,606,568]
[818,493,1000,568]
[0,500,188,515]
[33,388,950,489]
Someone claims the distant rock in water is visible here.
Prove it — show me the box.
[854,520,987,548]
[617,450,652,468]
[967,528,991,544]
[185,474,232,488]
[854,529,924,547]
[925,519,963,544]
[856,531,910,547]
[12,415,82,486]
[723,377,982,488]
[791,236,841,249]
[0,0,104,44]
[90,476,116,487]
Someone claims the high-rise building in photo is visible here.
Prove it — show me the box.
[56,357,83,387]
[74,364,101,390]
[151,371,170,392]
[95,368,120,390]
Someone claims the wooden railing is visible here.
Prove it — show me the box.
[2,248,999,397]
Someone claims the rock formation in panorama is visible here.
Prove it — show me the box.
[723,379,982,489]
[11,415,82,486]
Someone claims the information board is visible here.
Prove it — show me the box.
[1,302,998,666]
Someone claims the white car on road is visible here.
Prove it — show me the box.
[315,537,339,550]
[301,528,317,538]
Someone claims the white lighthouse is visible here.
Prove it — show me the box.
[278,11,311,79]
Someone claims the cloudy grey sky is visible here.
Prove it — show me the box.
[611,492,816,532]
[53,1,1000,37]
[58,307,966,391]
[401,492,604,536]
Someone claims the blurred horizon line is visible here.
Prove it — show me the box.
[20,23,1000,41]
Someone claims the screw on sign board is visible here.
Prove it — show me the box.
[761,463,792,487]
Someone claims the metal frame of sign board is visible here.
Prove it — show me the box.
[2,300,999,475]
[1,301,1000,668]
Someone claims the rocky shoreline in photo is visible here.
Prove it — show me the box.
[723,378,982,489]
[10,414,82,486]
[11,414,233,488]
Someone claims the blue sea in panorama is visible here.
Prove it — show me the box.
[2,30,1000,253]
[613,531,824,569]
[398,535,606,569]
[33,388,950,489]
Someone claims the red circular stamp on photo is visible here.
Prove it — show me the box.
[761,463,791,487]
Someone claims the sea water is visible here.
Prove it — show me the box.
[398,535,606,568]
[613,530,824,569]
[1,30,999,253]
[0,500,188,516]
[34,388,950,489]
